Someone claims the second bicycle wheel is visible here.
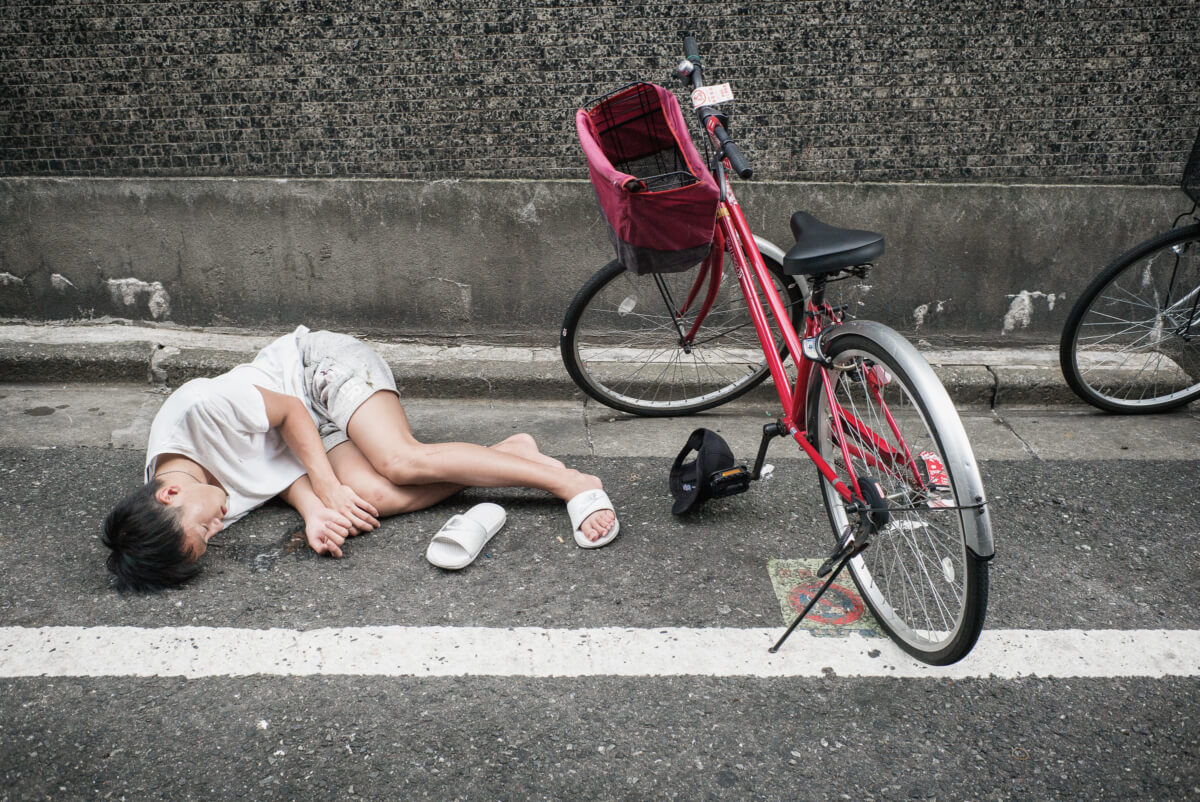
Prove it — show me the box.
[1059,223,1200,413]
[806,325,991,665]
[560,250,803,416]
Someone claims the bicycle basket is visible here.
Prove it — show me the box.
[576,82,719,275]
[1184,125,1200,204]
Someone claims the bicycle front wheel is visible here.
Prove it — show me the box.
[560,251,803,416]
[1060,223,1200,413]
[806,325,991,665]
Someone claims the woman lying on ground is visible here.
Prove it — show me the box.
[101,327,618,592]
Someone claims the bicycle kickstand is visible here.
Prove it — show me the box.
[768,528,870,653]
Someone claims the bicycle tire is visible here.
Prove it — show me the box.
[560,251,804,416]
[1059,223,1200,413]
[806,326,991,665]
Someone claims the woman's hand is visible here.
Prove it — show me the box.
[281,475,378,557]
[304,507,351,557]
[320,484,380,535]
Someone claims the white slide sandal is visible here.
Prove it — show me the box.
[425,503,507,570]
[567,489,620,549]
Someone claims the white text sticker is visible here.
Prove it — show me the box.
[691,83,734,108]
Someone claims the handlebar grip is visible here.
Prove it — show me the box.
[683,36,699,60]
[723,139,753,180]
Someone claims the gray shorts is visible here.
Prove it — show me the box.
[299,330,399,451]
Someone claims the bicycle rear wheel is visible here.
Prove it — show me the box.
[560,250,803,416]
[1059,223,1200,413]
[806,325,991,665]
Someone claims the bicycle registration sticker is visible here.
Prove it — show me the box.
[691,83,734,108]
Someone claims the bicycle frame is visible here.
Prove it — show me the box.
[714,185,866,505]
[663,35,948,512]
[671,161,935,510]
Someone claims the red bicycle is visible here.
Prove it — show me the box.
[561,36,994,665]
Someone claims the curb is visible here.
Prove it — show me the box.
[0,323,1078,406]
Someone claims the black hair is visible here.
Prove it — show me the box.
[101,478,198,593]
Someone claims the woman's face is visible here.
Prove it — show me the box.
[162,481,228,559]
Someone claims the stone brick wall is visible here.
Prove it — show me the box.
[3,0,1198,184]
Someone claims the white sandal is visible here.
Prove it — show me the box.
[425,503,506,570]
[566,489,620,549]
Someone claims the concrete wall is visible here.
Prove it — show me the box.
[3,1,1197,184]
[0,176,1185,343]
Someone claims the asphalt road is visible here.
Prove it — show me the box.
[1,385,1198,801]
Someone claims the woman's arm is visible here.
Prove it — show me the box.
[254,385,379,533]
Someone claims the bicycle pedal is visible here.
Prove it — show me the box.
[707,465,752,498]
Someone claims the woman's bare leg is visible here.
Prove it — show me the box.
[327,433,564,517]
[328,441,460,518]
[343,392,614,540]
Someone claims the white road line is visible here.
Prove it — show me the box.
[1,627,1198,679]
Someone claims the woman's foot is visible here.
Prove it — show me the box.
[494,433,567,471]
[579,507,616,543]
[497,436,615,544]
[564,473,617,544]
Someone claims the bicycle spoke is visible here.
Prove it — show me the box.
[564,254,801,413]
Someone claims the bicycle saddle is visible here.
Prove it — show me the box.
[782,211,885,276]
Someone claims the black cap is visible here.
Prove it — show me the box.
[669,428,736,515]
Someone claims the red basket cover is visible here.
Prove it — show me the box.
[577,83,720,274]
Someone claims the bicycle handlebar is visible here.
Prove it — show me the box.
[680,35,753,180]
[721,139,753,180]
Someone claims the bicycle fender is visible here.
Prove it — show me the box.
[751,234,785,266]
[820,320,995,559]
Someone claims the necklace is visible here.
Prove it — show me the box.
[154,468,204,484]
